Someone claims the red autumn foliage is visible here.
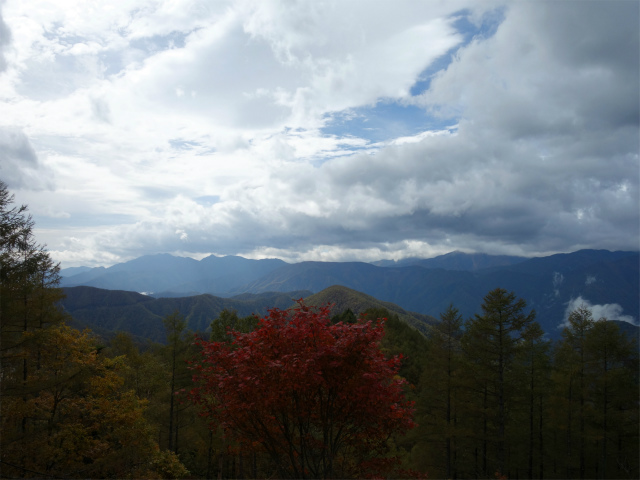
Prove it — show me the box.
[189,301,415,479]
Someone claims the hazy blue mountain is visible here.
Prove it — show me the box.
[59,266,94,277]
[372,251,527,271]
[494,249,636,276]
[237,250,639,338]
[61,254,287,295]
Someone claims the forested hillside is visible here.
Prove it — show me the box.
[61,286,312,342]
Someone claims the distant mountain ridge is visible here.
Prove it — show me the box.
[61,250,639,339]
[231,250,639,338]
[61,254,287,296]
[371,251,527,271]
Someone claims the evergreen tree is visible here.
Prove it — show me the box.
[0,181,67,475]
[512,321,551,479]
[0,181,188,478]
[210,308,259,343]
[162,311,190,454]
[414,304,464,478]
[461,288,536,477]
[584,318,639,479]
[553,306,594,479]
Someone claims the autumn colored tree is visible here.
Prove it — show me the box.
[190,301,416,479]
[1,181,66,407]
[1,324,189,479]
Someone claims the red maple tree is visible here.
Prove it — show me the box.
[189,301,415,479]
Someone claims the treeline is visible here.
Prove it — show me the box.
[403,292,639,479]
[1,180,638,479]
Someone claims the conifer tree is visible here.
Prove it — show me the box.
[461,288,536,477]
[513,321,551,479]
[0,181,67,474]
[584,318,639,479]
[0,181,188,478]
[553,306,594,479]
[415,304,464,478]
[162,311,190,454]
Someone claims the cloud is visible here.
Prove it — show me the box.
[562,296,637,328]
[0,1,638,267]
[0,127,53,190]
[0,1,10,73]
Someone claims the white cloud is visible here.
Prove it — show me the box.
[0,1,637,268]
[562,296,637,328]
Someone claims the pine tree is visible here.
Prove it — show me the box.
[414,304,464,478]
[461,288,536,477]
[553,306,594,479]
[513,321,551,479]
[584,318,639,478]
[163,311,189,454]
[0,181,67,476]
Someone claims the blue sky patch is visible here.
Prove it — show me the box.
[195,195,220,206]
[322,8,504,144]
[410,8,505,96]
[321,101,456,144]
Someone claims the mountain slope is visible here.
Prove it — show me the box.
[303,285,438,334]
[60,286,310,343]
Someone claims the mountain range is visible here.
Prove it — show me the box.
[61,249,639,338]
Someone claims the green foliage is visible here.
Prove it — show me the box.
[303,284,437,335]
[331,307,357,324]
[60,286,298,341]
[362,307,429,388]
[210,308,259,342]
[460,288,537,476]
[550,308,639,479]
[411,304,465,478]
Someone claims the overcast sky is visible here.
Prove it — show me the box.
[0,0,638,268]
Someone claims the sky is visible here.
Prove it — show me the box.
[0,0,638,268]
